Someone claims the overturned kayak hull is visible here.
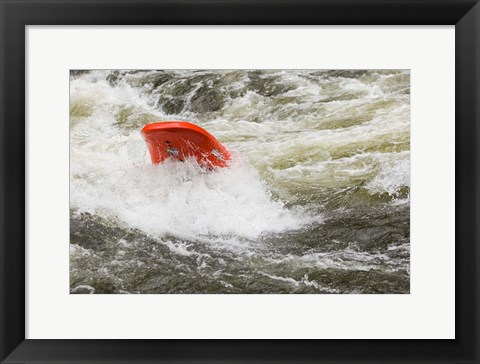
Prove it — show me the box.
[141,121,231,168]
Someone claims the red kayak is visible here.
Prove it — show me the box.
[141,121,231,168]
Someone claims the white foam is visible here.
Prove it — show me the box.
[365,151,410,196]
[70,134,313,241]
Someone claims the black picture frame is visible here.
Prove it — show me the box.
[1,0,479,363]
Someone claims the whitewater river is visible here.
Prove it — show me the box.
[70,69,410,294]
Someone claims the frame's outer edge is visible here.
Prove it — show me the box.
[0,0,4,359]
[456,2,480,362]
[0,0,479,363]
[0,0,27,362]
[0,0,477,25]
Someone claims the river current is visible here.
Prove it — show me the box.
[70,69,410,294]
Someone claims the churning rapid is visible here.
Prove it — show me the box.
[70,69,410,294]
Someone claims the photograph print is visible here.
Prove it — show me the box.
[70,69,410,294]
